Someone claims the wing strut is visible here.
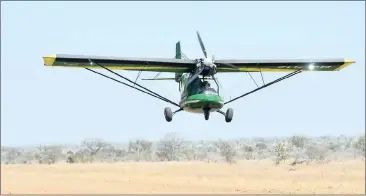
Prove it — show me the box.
[246,72,259,87]
[85,60,181,108]
[245,63,265,88]
[255,63,266,85]
[224,69,302,105]
[133,71,143,87]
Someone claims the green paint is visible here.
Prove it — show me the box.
[178,72,224,114]
[180,93,224,113]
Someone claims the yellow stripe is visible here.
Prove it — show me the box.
[47,65,325,72]
[42,54,56,66]
[218,67,326,72]
[334,59,356,71]
[49,65,341,72]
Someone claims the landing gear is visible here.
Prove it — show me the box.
[217,108,234,123]
[225,108,233,122]
[164,107,173,122]
[203,108,210,120]
[164,107,183,122]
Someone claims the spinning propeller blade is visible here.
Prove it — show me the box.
[197,31,207,58]
[196,31,238,70]
[217,62,239,69]
[187,66,204,85]
[187,31,240,86]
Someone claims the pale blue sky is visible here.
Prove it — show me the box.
[1,1,365,146]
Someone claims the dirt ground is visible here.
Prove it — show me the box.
[1,160,365,194]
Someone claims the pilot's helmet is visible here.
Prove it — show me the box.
[202,81,210,87]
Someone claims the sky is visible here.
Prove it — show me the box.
[1,1,365,146]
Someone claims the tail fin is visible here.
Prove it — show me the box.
[175,41,182,59]
[175,41,183,84]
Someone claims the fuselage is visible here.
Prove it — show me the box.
[178,74,224,113]
[179,92,224,113]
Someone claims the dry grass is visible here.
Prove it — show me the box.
[1,159,365,194]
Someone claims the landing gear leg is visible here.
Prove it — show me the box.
[164,107,183,122]
[203,108,210,120]
[217,108,234,123]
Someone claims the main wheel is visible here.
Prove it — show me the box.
[164,107,173,122]
[225,108,233,122]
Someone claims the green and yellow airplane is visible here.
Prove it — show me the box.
[43,31,355,123]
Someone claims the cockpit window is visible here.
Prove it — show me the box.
[199,86,217,95]
[184,79,218,97]
[203,87,217,95]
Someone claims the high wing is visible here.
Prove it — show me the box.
[214,59,355,72]
[43,54,197,72]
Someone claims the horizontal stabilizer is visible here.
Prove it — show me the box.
[142,78,177,80]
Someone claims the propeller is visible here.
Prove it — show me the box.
[197,31,207,58]
[187,64,205,85]
[212,54,238,69]
[186,31,239,86]
[217,62,239,69]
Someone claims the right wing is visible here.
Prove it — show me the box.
[43,54,197,73]
[214,58,355,72]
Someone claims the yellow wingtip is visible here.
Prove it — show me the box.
[334,59,356,71]
[345,59,356,64]
[43,54,56,66]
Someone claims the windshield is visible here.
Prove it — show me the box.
[183,79,219,97]
[199,87,218,95]
[203,87,217,95]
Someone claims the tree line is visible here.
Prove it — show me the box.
[1,133,365,165]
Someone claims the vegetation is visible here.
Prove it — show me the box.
[1,133,365,165]
[274,142,288,165]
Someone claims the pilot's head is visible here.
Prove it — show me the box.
[202,81,210,87]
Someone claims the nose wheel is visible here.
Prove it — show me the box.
[203,108,210,120]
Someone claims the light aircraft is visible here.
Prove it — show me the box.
[43,31,355,123]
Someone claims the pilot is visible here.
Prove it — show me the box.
[202,81,210,88]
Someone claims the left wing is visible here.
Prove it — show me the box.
[43,54,196,73]
[214,58,355,72]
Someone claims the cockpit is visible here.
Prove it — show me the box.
[182,78,219,98]
[198,81,218,95]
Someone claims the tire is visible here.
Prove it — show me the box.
[204,108,210,120]
[164,107,173,122]
[204,113,209,120]
[225,108,233,122]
